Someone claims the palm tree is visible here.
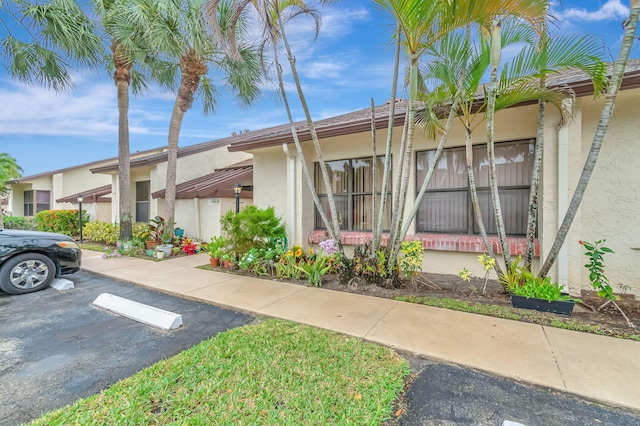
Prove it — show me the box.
[2,0,102,91]
[539,1,640,276]
[0,153,22,229]
[410,17,605,286]
[122,0,262,232]
[374,0,549,269]
[93,0,155,241]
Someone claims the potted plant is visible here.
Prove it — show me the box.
[221,252,237,269]
[501,258,580,316]
[156,228,176,257]
[203,236,227,267]
[146,216,166,250]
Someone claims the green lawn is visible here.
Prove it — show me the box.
[31,318,410,425]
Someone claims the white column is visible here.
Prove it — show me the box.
[556,99,572,289]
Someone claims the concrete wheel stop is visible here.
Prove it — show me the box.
[92,293,183,330]
[49,278,74,291]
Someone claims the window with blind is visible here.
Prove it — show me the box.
[23,190,50,216]
[415,140,534,235]
[314,156,391,231]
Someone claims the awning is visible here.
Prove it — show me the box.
[56,185,112,203]
[152,162,253,200]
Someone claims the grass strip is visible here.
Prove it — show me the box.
[31,318,410,425]
[395,296,640,342]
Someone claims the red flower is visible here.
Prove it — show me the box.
[578,240,583,245]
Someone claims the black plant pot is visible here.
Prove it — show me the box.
[510,294,575,316]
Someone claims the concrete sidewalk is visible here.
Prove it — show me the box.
[81,250,640,412]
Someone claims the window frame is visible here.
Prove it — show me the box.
[23,190,51,216]
[314,155,392,232]
[415,139,534,236]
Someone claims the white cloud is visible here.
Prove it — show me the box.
[557,0,628,22]
[0,79,171,138]
[305,58,347,79]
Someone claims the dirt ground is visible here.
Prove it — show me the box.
[219,266,640,339]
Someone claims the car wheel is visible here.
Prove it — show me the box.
[0,253,56,295]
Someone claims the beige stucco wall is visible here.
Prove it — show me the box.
[249,95,640,298]
[575,88,640,296]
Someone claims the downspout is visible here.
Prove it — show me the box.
[282,143,296,244]
[194,197,201,240]
[557,100,570,289]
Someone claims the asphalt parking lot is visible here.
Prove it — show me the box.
[0,271,254,426]
[400,359,640,426]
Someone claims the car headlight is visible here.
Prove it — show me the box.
[56,241,80,249]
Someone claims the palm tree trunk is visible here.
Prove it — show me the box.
[270,33,341,252]
[370,98,377,239]
[116,77,132,241]
[278,15,343,245]
[525,99,544,267]
[466,122,504,280]
[525,16,548,268]
[112,43,132,241]
[164,100,185,231]
[486,20,510,269]
[373,26,401,251]
[539,5,640,276]
[164,52,205,232]
[388,54,419,266]
[400,100,458,242]
[387,114,409,252]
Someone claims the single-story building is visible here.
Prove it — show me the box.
[89,137,256,241]
[4,148,163,222]
[223,60,640,299]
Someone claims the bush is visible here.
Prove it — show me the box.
[2,215,38,230]
[35,210,89,236]
[221,205,286,256]
[83,221,119,245]
[83,221,149,245]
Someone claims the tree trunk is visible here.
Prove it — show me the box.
[525,17,548,268]
[112,45,132,241]
[525,99,545,268]
[278,16,343,248]
[164,101,184,232]
[400,100,458,241]
[370,98,377,241]
[269,32,341,251]
[388,54,419,266]
[486,20,511,270]
[539,5,640,276]
[373,26,401,251]
[466,122,504,280]
[164,52,205,233]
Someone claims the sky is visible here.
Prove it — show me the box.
[1,0,638,177]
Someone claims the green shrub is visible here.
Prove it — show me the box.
[221,205,286,256]
[83,221,149,245]
[35,210,89,236]
[2,215,38,230]
[83,221,119,245]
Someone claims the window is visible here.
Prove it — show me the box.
[315,156,391,231]
[416,140,534,235]
[135,181,150,223]
[23,190,50,216]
